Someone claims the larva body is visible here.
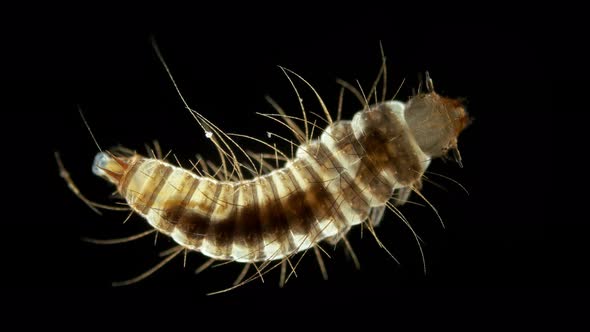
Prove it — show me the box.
[93,91,468,263]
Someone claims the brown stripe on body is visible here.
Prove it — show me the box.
[139,164,174,214]
[316,142,370,223]
[283,165,317,237]
[323,120,392,206]
[207,184,240,258]
[315,142,346,173]
[118,156,143,197]
[359,128,422,186]
[349,134,395,206]
[263,173,297,256]
[161,174,200,226]
[327,121,391,207]
[298,151,348,234]
[233,182,264,261]
[174,180,221,247]
[331,122,361,164]
[353,104,424,186]
[284,158,341,245]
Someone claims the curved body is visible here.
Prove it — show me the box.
[93,92,468,263]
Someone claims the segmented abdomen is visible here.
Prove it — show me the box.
[109,101,430,262]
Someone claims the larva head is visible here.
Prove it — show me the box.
[92,152,132,186]
[404,75,469,162]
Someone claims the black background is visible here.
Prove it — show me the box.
[2,7,580,322]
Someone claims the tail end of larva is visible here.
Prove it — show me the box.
[92,152,130,185]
